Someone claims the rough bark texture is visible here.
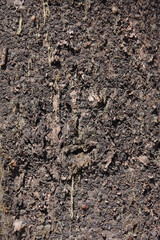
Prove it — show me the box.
[0,0,160,239]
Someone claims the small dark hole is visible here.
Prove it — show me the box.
[154,142,160,151]
[152,108,158,115]
[66,103,72,113]
[112,119,120,128]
